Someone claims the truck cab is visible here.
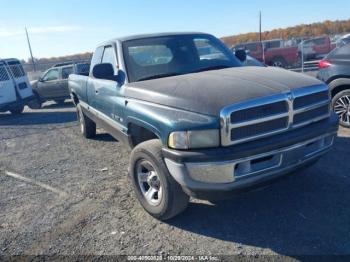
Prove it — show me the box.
[69,33,338,220]
[0,58,34,115]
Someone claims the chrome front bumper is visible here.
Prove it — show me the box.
[165,133,335,197]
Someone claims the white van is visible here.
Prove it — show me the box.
[0,58,34,114]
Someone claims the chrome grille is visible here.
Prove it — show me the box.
[294,90,329,109]
[294,104,330,126]
[220,85,330,146]
[231,117,288,140]
[231,101,288,123]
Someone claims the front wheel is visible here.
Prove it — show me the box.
[332,90,350,128]
[9,104,24,115]
[129,139,189,220]
[27,94,42,109]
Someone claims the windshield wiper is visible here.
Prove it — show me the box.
[193,65,232,73]
[137,72,181,81]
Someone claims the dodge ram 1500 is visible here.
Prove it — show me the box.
[69,32,338,220]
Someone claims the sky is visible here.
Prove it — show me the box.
[1,0,350,60]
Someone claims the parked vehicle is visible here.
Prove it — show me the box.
[337,34,350,47]
[300,36,336,60]
[29,62,90,109]
[234,36,336,68]
[0,58,34,114]
[69,32,338,220]
[233,40,299,68]
[317,44,350,127]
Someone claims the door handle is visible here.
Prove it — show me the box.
[95,89,99,94]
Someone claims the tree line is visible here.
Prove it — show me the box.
[221,19,350,47]
[22,18,350,72]
[22,52,93,72]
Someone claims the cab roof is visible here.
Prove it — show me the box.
[100,32,209,46]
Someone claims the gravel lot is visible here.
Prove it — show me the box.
[0,101,350,259]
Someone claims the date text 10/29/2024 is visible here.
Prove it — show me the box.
[127,255,220,261]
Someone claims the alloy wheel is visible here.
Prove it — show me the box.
[334,95,350,125]
[136,160,163,206]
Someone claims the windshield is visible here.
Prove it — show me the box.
[122,34,242,82]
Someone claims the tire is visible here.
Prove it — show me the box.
[77,103,96,138]
[27,93,42,109]
[9,104,24,115]
[129,139,189,220]
[332,90,350,128]
[54,99,65,105]
[271,57,287,68]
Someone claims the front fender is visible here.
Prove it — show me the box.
[124,99,219,145]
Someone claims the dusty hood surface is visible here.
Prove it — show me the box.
[125,66,324,116]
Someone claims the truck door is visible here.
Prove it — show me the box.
[37,68,61,99]
[60,66,74,97]
[88,44,126,129]
[0,62,17,107]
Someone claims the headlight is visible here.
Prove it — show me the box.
[168,129,220,149]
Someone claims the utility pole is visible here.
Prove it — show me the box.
[259,11,265,64]
[25,27,36,72]
[259,11,262,42]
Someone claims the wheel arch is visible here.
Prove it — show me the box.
[127,118,163,148]
[328,77,350,97]
[71,92,80,105]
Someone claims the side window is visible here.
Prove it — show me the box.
[90,46,104,71]
[246,43,258,52]
[265,41,281,49]
[194,38,228,60]
[313,38,326,46]
[102,46,118,73]
[43,69,59,82]
[62,67,74,79]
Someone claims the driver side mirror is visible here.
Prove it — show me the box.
[235,49,247,63]
[93,63,117,81]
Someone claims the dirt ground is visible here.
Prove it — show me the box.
[1,101,350,259]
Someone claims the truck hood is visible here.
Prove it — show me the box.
[125,66,323,116]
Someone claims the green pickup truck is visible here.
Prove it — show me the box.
[69,32,338,220]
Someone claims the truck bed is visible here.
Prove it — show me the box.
[68,74,89,103]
